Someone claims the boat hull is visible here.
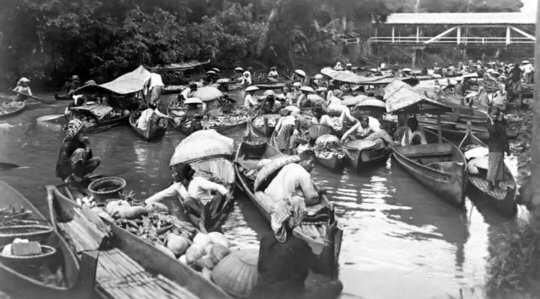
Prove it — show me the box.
[128,113,167,141]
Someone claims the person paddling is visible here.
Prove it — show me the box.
[12,77,32,102]
[486,106,509,190]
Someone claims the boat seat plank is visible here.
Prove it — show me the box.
[398,143,454,158]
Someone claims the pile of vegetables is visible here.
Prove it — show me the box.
[253,114,279,128]
[206,115,250,128]
[98,199,233,281]
[314,134,345,159]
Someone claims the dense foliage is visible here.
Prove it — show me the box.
[0,0,523,87]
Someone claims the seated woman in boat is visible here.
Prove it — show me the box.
[486,106,509,190]
[401,117,428,146]
[136,101,170,131]
[296,86,315,108]
[264,150,322,206]
[259,91,279,115]
[12,77,32,102]
[341,114,396,147]
[267,66,279,82]
[274,108,300,153]
[145,163,232,233]
[311,106,332,127]
[55,119,101,186]
[177,97,206,132]
[244,85,259,109]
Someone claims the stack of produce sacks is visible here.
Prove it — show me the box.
[178,232,232,280]
[463,145,489,174]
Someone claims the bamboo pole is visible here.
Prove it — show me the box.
[437,114,442,143]
[531,4,540,231]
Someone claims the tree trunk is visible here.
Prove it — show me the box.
[531,4,540,231]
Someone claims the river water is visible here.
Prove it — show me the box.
[0,93,525,299]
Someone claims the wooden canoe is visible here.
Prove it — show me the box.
[391,129,468,207]
[0,180,95,299]
[344,139,390,170]
[234,141,343,278]
[0,101,26,119]
[48,185,232,299]
[458,125,517,217]
[54,93,72,101]
[128,111,167,141]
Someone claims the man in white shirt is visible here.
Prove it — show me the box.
[145,73,164,105]
[181,83,198,101]
[145,163,231,232]
[265,150,321,206]
[136,103,170,131]
[244,86,259,108]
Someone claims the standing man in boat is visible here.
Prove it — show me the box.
[144,72,165,106]
[144,163,232,233]
[486,106,509,191]
[55,119,101,186]
[12,77,32,102]
[509,63,523,108]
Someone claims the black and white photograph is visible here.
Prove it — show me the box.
[0,0,539,298]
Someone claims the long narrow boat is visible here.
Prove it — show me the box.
[48,185,233,299]
[128,111,167,141]
[343,139,390,171]
[392,129,468,206]
[458,124,517,217]
[234,141,343,278]
[0,101,26,119]
[0,180,95,299]
[54,93,72,101]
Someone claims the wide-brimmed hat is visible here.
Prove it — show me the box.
[522,60,530,64]
[263,90,275,97]
[294,69,306,77]
[234,67,244,72]
[211,67,220,73]
[84,80,96,85]
[346,63,352,67]
[402,68,412,73]
[293,82,301,88]
[314,74,323,79]
[245,85,259,92]
[71,75,80,80]
[184,97,203,105]
[206,70,217,75]
[300,86,314,93]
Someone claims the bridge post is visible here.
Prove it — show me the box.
[457,26,461,45]
[506,26,511,45]
[391,26,395,43]
[416,26,420,44]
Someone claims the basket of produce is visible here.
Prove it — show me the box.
[0,225,53,246]
[88,177,127,203]
[0,240,57,270]
[211,249,259,298]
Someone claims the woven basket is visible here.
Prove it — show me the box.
[0,225,53,246]
[211,249,258,298]
[308,124,333,139]
[88,177,126,203]
[0,244,56,270]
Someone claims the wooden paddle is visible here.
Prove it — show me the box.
[0,162,23,170]
[15,91,55,104]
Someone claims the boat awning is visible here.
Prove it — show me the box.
[151,59,211,71]
[321,67,394,85]
[74,66,151,95]
[384,80,452,114]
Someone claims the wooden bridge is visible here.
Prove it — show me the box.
[368,12,536,48]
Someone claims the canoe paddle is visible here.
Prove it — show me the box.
[0,162,27,170]
[15,91,55,105]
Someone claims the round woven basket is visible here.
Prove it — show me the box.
[211,249,259,298]
[88,177,126,203]
[0,244,57,270]
[0,225,53,246]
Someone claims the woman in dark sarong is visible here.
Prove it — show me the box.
[486,106,509,190]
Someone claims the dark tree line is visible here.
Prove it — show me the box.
[0,0,522,87]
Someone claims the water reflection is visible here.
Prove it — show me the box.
[0,94,521,298]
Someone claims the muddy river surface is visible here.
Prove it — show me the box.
[0,93,525,298]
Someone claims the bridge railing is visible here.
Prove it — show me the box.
[369,36,534,45]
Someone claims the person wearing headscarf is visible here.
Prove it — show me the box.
[12,77,32,102]
[267,66,279,81]
[55,119,100,185]
[486,106,509,190]
[145,163,232,232]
